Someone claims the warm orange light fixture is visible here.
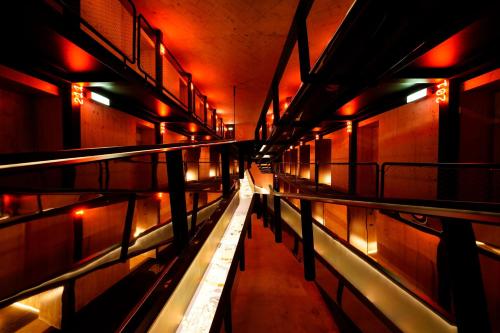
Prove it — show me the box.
[300,141,304,146]
[347,121,352,133]
[191,135,195,141]
[435,79,448,104]
[74,209,85,217]
[315,134,320,140]
[160,44,166,56]
[156,192,163,200]
[160,122,166,135]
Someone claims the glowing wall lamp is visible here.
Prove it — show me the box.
[406,88,428,103]
[315,134,320,140]
[90,92,110,106]
[346,121,352,133]
[74,209,85,217]
[160,43,166,56]
[160,122,166,135]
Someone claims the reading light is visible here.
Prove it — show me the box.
[347,121,352,133]
[190,82,194,91]
[315,134,320,140]
[228,126,234,131]
[74,209,85,217]
[406,88,428,103]
[90,92,110,106]
[160,122,166,135]
[160,44,166,56]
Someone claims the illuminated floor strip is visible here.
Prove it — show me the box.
[176,173,253,333]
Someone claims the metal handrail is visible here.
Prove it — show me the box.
[270,188,500,225]
[0,140,235,173]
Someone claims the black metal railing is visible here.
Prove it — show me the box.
[52,0,225,137]
[0,140,242,329]
[268,185,499,333]
[275,161,500,205]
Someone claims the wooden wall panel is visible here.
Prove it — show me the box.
[315,139,331,185]
[0,88,35,153]
[298,145,310,178]
[359,97,438,199]
[330,129,349,193]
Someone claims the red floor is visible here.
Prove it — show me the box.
[232,215,339,333]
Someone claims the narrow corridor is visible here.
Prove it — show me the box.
[232,215,339,333]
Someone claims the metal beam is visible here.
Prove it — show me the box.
[221,145,231,197]
[190,192,199,236]
[273,176,282,243]
[166,150,189,252]
[120,193,136,261]
[300,199,315,280]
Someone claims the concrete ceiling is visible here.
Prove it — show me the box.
[135,0,353,140]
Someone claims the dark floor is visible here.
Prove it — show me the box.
[232,215,339,333]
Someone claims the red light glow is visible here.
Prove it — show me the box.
[156,193,163,200]
[74,209,85,217]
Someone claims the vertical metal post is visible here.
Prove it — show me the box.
[239,242,245,271]
[297,17,311,83]
[155,30,163,90]
[190,192,199,236]
[212,109,217,130]
[221,145,231,197]
[300,199,315,281]
[203,96,208,125]
[441,220,490,332]
[61,280,75,330]
[187,74,193,113]
[73,214,83,262]
[273,176,282,243]
[436,79,490,332]
[262,194,268,227]
[224,297,233,333]
[348,121,358,195]
[120,193,136,261]
[238,149,245,179]
[166,150,189,252]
